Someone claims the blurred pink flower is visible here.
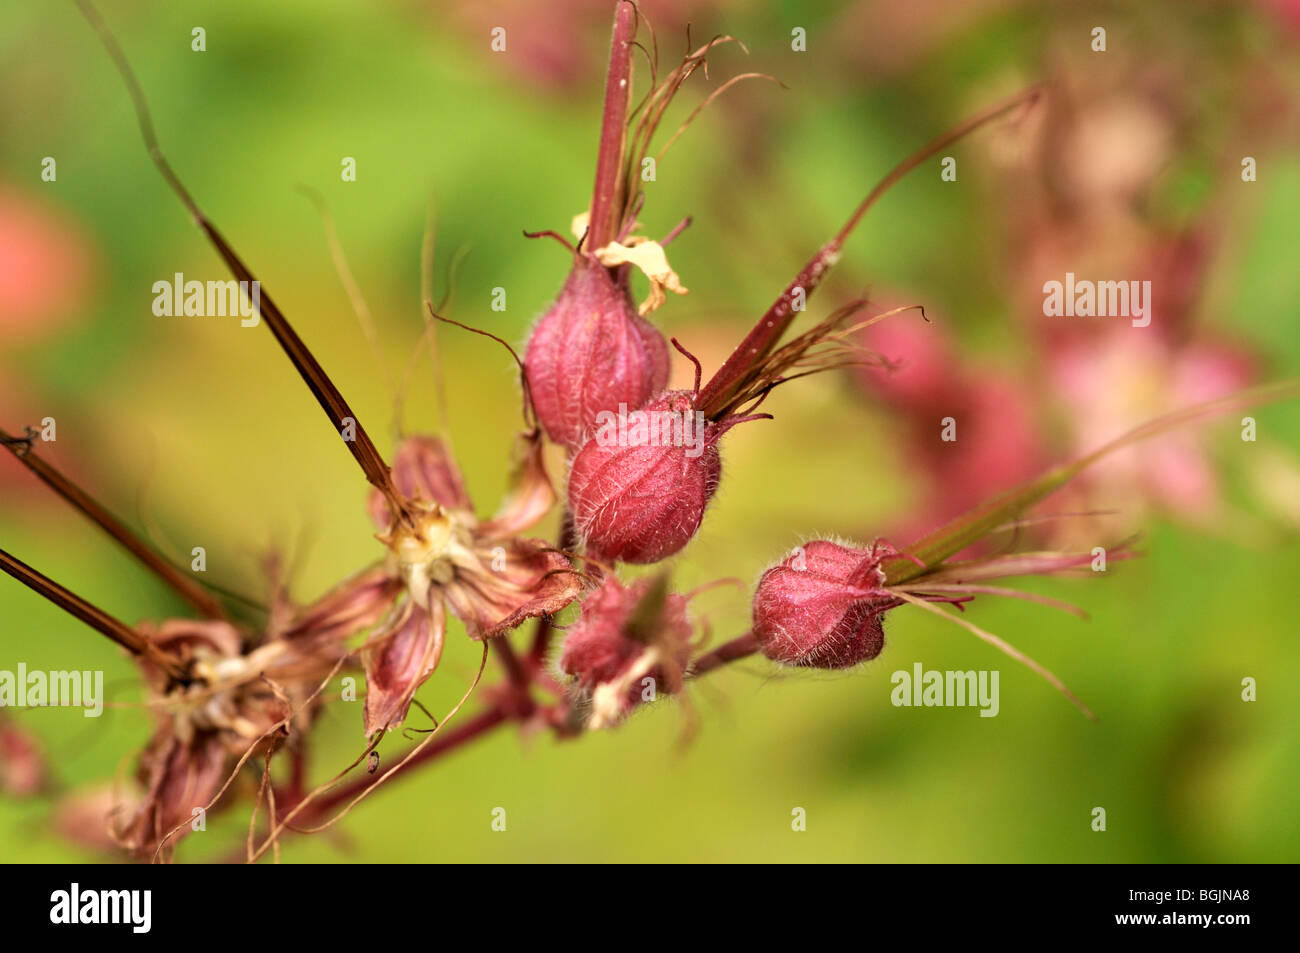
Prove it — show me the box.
[855,312,1046,542]
[0,185,96,339]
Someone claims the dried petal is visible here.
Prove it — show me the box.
[477,429,558,540]
[114,728,229,856]
[362,600,446,734]
[369,435,473,530]
[593,237,688,315]
[285,564,402,646]
[443,538,581,639]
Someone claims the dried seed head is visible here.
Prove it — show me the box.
[753,540,903,669]
[567,390,725,564]
[524,256,670,452]
[559,574,693,729]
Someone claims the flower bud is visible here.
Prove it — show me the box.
[752,540,900,668]
[524,256,669,451]
[567,390,723,564]
[559,575,693,729]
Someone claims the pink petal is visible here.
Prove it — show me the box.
[362,599,446,734]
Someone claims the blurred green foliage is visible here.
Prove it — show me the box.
[1,0,1297,862]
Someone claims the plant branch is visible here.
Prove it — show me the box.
[1,428,227,619]
[690,631,760,676]
[73,0,411,527]
[0,547,185,680]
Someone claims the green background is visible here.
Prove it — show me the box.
[1,0,1298,862]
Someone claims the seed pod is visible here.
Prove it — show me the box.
[567,390,724,564]
[524,256,669,452]
[752,540,901,669]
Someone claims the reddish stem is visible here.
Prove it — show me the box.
[270,628,761,847]
[586,2,637,250]
[303,706,508,817]
[529,508,577,666]
[690,631,760,676]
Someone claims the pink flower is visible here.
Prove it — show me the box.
[0,714,48,797]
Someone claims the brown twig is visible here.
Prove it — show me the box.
[0,547,185,680]
[1,428,227,619]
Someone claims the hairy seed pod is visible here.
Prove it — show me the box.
[567,390,724,564]
[524,256,670,451]
[753,540,901,668]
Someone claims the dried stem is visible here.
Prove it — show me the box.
[73,0,410,527]
[303,706,508,818]
[1,428,226,619]
[0,547,184,680]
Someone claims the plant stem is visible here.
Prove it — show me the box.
[270,628,760,847]
[303,706,508,817]
[690,631,760,676]
[0,547,185,680]
[529,508,576,665]
[585,1,637,251]
[1,429,227,620]
[73,0,411,527]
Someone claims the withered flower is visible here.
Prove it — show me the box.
[113,573,395,858]
[361,432,583,735]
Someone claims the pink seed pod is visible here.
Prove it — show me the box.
[567,389,730,564]
[559,575,693,728]
[524,256,670,452]
[753,540,903,669]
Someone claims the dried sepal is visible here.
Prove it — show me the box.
[362,600,446,736]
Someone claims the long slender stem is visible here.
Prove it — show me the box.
[1,429,226,619]
[585,1,637,250]
[0,547,185,680]
[73,0,410,527]
[696,86,1042,419]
